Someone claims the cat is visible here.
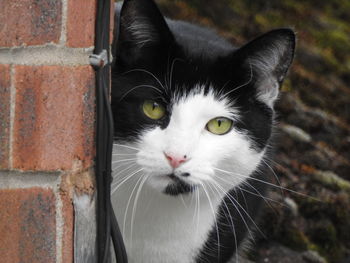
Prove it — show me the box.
[110,0,295,262]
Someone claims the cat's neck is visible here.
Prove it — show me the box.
[112,170,224,263]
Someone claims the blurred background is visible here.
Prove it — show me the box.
[119,0,350,262]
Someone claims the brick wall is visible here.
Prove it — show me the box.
[0,1,113,262]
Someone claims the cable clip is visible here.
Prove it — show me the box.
[89,49,109,68]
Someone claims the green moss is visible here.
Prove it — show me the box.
[296,193,350,262]
[297,196,325,219]
[254,14,270,28]
[313,171,350,192]
[228,1,249,17]
[282,1,307,13]
[310,220,337,245]
[182,0,201,9]
[314,31,350,55]
[307,242,321,252]
[306,15,350,75]
[331,194,350,243]
[280,227,310,251]
[281,78,292,92]
[254,11,289,29]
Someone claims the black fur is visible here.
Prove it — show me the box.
[111,0,295,261]
[195,166,270,263]
[164,173,196,196]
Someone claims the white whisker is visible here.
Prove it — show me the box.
[214,174,280,206]
[123,174,144,241]
[221,62,253,98]
[112,153,138,156]
[111,160,136,170]
[112,163,138,180]
[113,143,140,151]
[130,174,150,246]
[169,58,183,91]
[209,179,255,240]
[123,68,168,93]
[207,180,239,263]
[214,167,319,201]
[200,182,220,258]
[112,158,138,164]
[119,84,163,102]
[111,168,144,194]
[261,158,284,197]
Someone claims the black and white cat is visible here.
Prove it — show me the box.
[111,0,295,262]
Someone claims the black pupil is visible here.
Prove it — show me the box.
[218,119,222,127]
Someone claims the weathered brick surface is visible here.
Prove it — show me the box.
[0,0,62,47]
[0,65,11,169]
[110,0,115,44]
[0,188,56,263]
[13,65,95,171]
[67,0,96,47]
[61,192,74,263]
[0,0,115,261]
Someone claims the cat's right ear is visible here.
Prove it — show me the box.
[115,0,174,66]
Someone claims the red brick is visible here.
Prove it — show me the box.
[0,188,56,263]
[66,0,96,47]
[0,65,11,169]
[0,0,62,47]
[13,65,95,171]
[61,192,74,263]
[110,0,115,45]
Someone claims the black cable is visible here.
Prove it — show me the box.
[93,0,128,262]
[111,200,128,262]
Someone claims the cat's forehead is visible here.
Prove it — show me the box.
[170,86,238,123]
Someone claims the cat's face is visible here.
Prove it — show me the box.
[112,0,295,196]
[134,89,266,195]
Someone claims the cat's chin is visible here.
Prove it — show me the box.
[147,173,197,196]
[163,174,197,196]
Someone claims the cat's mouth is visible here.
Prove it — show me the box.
[163,173,196,196]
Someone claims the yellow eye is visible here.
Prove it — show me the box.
[206,117,233,135]
[142,100,166,120]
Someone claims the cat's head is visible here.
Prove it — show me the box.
[111,0,295,196]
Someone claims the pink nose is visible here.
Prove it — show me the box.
[164,153,188,168]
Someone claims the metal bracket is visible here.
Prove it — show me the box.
[89,49,108,68]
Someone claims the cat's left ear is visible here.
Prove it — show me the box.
[234,29,295,107]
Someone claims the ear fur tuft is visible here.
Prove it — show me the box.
[238,29,295,107]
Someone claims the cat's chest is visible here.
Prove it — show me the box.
[111,173,222,263]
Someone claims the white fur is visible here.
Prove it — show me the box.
[249,38,290,108]
[111,87,264,263]
[256,79,279,108]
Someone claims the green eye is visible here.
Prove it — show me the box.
[142,100,166,120]
[206,117,233,135]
